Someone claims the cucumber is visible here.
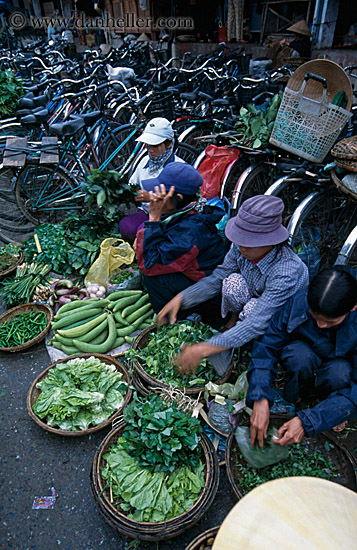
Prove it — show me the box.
[52,307,104,330]
[54,313,102,331]
[113,336,125,347]
[72,313,117,353]
[124,335,135,344]
[114,310,129,326]
[53,341,80,356]
[54,333,75,347]
[108,290,143,301]
[54,299,108,319]
[116,310,154,336]
[58,312,107,338]
[54,299,91,317]
[122,294,150,318]
[88,328,109,345]
[71,317,108,343]
[126,303,152,325]
[112,294,140,312]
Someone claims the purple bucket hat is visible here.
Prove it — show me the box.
[225,195,289,247]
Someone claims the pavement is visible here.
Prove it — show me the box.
[0,329,356,550]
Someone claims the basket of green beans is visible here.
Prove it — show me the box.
[0,303,53,352]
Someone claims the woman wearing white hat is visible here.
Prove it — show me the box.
[119,117,184,241]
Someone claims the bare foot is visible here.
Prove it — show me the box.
[224,312,238,330]
[332,421,348,432]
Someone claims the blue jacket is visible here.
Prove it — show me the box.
[246,289,357,436]
[136,202,226,281]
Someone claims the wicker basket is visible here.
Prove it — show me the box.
[331,136,357,160]
[0,302,52,353]
[27,353,132,436]
[226,415,357,500]
[0,251,23,280]
[331,169,357,201]
[185,526,219,550]
[131,325,233,396]
[270,60,353,163]
[91,421,220,540]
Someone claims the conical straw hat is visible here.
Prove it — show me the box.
[287,20,312,36]
[212,477,357,550]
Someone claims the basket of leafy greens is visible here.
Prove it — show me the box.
[128,322,233,395]
[0,244,23,279]
[91,394,219,540]
[226,415,357,499]
[27,354,132,436]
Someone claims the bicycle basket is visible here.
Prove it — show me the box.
[144,92,175,121]
[270,60,353,163]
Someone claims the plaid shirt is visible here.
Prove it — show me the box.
[180,244,309,375]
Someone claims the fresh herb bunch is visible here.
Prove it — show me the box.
[0,243,21,273]
[122,394,203,473]
[110,269,139,284]
[0,69,23,118]
[234,93,282,148]
[80,170,138,222]
[128,322,221,388]
[234,442,337,496]
[102,437,205,522]
[1,262,53,307]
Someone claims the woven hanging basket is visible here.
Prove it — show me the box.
[131,325,233,396]
[27,353,132,436]
[91,421,220,540]
[0,302,52,353]
[225,415,357,500]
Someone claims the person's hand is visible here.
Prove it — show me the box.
[134,189,151,203]
[157,294,183,326]
[174,343,205,375]
[148,185,175,222]
[132,238,137,252]
[250,398,270,448]
[274,417,305,446]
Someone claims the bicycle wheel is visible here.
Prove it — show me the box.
[15,164,84,225]
[334,225,357,268]
[175,143,198,165]
[288,190,357,272]
[230,162,277,217]
[0,166,36,244]
[100,125,141,171]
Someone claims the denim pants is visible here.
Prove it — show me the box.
[280,340,353,403]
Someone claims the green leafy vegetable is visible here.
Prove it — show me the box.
[233,93,282,148]
[122,394,203,473]
[33,356,128,431]
[127,322,221,388]
[0,69,23,118]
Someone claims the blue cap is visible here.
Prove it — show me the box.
[141,162,203,195]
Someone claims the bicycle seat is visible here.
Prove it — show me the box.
[70,111,102,126]
[198,91,214,101]
[32,94,49,108]
[152,82,167,91]
[167,83,186,94]
[212,98,232,106]
[17,97,35,109]
[23,91,35,100]
[49,118,85,137]
[20,109,49,125]
[180,92,197,101]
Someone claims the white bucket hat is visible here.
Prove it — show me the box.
[135,117,174,146]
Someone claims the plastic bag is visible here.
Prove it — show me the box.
[198,145,240,199]
[85,238,135,288]
[235,426,288,469]
[106,267,142,294]
[204,371,248,404]
[207,400,238,435]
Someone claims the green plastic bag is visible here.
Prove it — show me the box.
[235,426,288,469]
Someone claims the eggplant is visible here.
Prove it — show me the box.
[55,286,79,297]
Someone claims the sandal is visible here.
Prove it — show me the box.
[332,421,348,432]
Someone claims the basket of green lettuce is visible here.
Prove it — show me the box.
[27,354,132,436]
[91,394,219,540]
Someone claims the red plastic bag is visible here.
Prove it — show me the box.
[198,145,240,199]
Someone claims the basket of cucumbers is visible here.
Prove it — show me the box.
[49,290,155,355]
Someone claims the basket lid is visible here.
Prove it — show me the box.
[286,59,353,111]
[212,477,357,550]
[331,136,357,160]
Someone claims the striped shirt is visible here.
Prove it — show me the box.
[180,244,309,375]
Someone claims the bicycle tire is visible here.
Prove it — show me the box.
[100,125,142,171]
[230,162,276,217]
[0,166,36,243]
[174,143,198,165]
[15,164,84,225]
[334,225,357,268]
[288,190,357,272]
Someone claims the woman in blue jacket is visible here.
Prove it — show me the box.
[248,266,357,447]
[136,162,226,313]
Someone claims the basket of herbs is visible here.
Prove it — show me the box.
[0,244,23,279]
[0,303,52,352]
[91,394,219,540]
[27,354,132,436]
[128,322,233,395]
[185,526,219,550]
[226,415,357,500]
[0,262,55,308]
